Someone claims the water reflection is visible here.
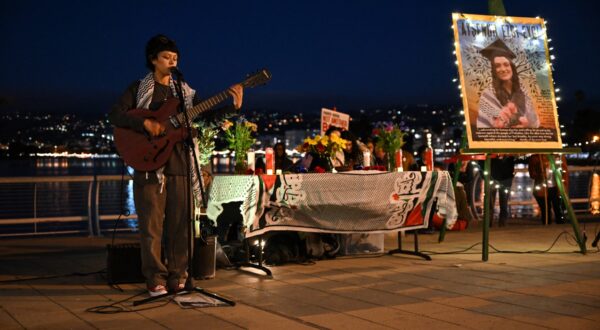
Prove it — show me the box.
[468,164,598,220]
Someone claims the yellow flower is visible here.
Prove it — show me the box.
[221,119,233,131]
[244,121,258,132]
[305,137,317,145]
[329,134,342,145]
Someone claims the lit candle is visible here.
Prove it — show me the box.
[247,150,255,171]
[265,147,274,175]
[395,149,403,171]
[363,151,371,167]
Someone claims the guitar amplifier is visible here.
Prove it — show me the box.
[106,244,145,284]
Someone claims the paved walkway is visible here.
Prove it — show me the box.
[1,219,600,329]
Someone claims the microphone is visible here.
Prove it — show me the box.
[170,67,185,81]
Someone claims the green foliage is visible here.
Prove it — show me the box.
[373,122,406,154]
[221,117,257,165]
[192,125,218,166]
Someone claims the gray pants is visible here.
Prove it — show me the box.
[134,173,190,288]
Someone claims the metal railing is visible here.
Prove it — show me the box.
[466,165,599,221]
[0,166,597,237]
[0,175,137,237]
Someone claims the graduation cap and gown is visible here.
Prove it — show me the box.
[475,39,539,129]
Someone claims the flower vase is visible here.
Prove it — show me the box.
[326,157,335,173]
[386,149,397,172]
[311,153,333,173]
[234,157,248,174]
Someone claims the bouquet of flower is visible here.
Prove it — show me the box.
[192,124,218,166]
[299,134,347,171]
[193,113,239,166]
[221,117,258,172]
[301,134,346,157]
[372,122,406,169]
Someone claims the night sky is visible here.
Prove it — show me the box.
[1,0,599,116]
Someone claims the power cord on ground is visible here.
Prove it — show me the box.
[86,292,171,314]
[421,230,600,255]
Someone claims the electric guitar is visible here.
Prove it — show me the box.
[113,69,271,171]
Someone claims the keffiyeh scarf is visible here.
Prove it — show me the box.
[135,73,203,201]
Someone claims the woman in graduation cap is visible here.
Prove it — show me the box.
[476,39,539,129]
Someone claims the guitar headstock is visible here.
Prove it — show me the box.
[241,69,272,88]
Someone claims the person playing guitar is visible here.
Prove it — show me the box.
[108,34,243,297]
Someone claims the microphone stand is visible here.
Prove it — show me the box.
[134,70,234,307]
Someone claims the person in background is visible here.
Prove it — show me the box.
[340,130,365,170]
[373,145,388,169]
[528,154,569,225]
[400,147,415,171]
[274,142,292,171]
[365,137,377,166]
[412,145,441,171]
[325,126,345,168]
[489,156,515,227]
[453,158,475,225]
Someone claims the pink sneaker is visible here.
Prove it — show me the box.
[147,284,168,297]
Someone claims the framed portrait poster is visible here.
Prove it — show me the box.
[452,13,562,149]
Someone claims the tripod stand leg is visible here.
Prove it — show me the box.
[132,286,236,307]
[191,287,236,306]
[235,236,272,277]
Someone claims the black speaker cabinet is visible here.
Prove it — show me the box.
[106,243,145,284]
[193,235,217,280]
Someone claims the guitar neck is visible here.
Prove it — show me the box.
[175,90,231,124]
